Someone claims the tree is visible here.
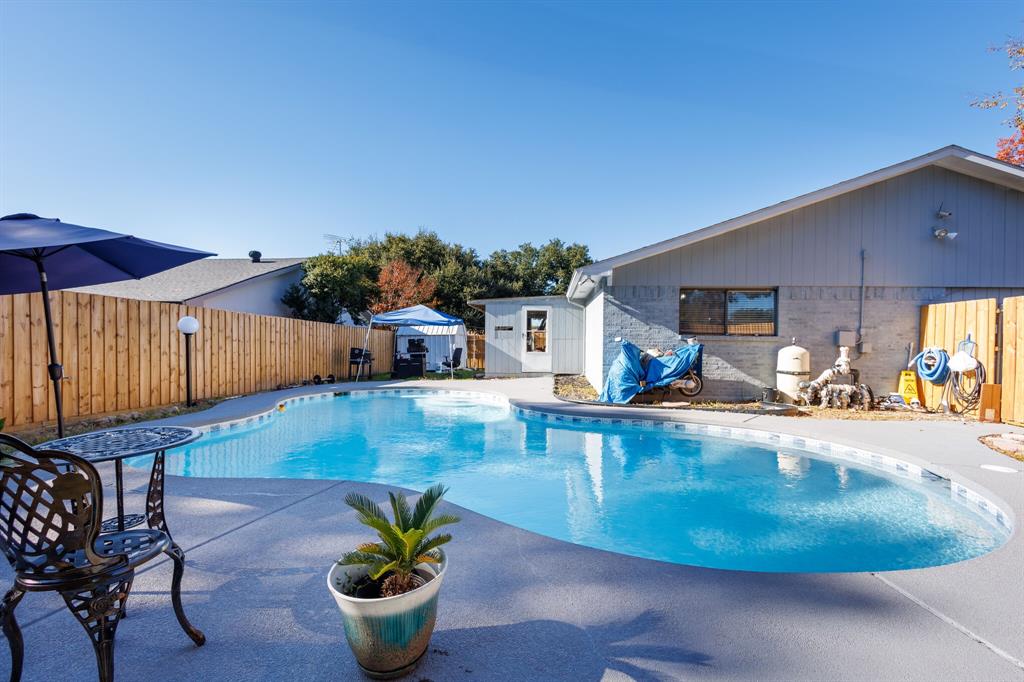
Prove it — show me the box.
[996,125,1024,166]
[285,229,593,328]
[345,230,486,322]
[282,253,377,323]
[483,239,592,298]
[972,35,1024,166]
[369,259,438,314]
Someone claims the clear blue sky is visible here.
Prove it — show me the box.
[0,1,1019,261]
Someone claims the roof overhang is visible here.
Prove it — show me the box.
[467,294,566,311]
[566,145,1024,301]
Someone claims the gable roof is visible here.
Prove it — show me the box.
[567,145,1024,301]
[72,257,305,302]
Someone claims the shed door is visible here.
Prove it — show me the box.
[521,306,553,373]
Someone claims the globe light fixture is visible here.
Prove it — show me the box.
[177,315,200,406]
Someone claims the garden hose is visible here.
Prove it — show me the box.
[910,348,950,385]
[911,344,984,413]
[950,359,985,413]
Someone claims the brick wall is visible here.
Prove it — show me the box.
[600,285,1016,401]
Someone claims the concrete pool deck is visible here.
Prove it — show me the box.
[3,377,1022,681]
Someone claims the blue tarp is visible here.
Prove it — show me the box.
[599,340,703,404]
[370,304,463,327]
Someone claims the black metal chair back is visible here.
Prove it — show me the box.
[443,347,463,369]
[0,434,115,578]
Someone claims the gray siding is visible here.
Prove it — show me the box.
[482,297,585,375]
[551,300,586,373]
[612,167,1024,289]
[483,302,522,375]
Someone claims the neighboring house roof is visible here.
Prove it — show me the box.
[467,294,568,310]
[567,145,1024,301]
[72,257,305,302]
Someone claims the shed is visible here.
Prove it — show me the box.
[468,295,585,375]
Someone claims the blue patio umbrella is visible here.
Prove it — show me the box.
[0,213,215,435]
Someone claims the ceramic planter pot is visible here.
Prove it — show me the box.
[327,552,447,679]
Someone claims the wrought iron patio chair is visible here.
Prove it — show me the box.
[0,433,204,682]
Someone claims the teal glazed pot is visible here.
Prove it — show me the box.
[327,552,447,679]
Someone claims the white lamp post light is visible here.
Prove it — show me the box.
[177,315,200,407]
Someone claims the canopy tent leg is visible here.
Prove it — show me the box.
[449,332,454,380]
[34,259,65,437]
[357,322,373,382]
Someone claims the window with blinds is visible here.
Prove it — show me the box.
[679,288,776,336]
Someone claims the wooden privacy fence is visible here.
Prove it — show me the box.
[466,332,485,370]
[918,298,998,416]
[1002,296,1024,426]
[0,291,394,429]
[919,296,1024,424]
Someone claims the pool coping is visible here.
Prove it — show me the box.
[180,385,1015,537]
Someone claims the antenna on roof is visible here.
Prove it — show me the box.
[323,233,346,254]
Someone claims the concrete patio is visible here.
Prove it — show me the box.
[3,377,1022,681]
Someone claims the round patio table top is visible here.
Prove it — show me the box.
[39,425,201,462]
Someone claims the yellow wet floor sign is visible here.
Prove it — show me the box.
[897,370,920,404]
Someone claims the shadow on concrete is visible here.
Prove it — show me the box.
[426,610,711,682]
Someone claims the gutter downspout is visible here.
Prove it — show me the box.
[856,249,867,358]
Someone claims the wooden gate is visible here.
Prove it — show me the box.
[918,298,998,415]
[466,332,485,370]
[1002,296,1024,426]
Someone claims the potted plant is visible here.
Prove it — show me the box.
[327,484,459,679]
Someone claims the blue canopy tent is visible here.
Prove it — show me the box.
[357,304,465,380]
[0,213,214,435]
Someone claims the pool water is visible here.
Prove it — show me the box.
[144,391,1009,572]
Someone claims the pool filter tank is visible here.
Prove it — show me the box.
[776,341,811,403]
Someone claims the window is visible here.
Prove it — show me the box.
[679,288,776,336]
[525,310,548,352]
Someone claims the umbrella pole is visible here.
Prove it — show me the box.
[357,322,372,382]
[34,259,65,437]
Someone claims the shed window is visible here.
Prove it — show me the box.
[679,288,776,336]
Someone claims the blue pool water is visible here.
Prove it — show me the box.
[144,391,1009,572]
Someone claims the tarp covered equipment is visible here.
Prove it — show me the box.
[599,340,703,404]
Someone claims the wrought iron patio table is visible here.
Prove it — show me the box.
[40,426,201,537]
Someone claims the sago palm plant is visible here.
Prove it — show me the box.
[339,483,459,597]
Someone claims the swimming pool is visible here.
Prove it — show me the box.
[142,390,1011,573]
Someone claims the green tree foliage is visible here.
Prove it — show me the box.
[283,230,592,327]
[483,239,592,299]
[283,253,377,323]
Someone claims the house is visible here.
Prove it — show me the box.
[468,295,585,375]
[567,145,1024,399]
[472,146,1024,400]
[73,252,305,317]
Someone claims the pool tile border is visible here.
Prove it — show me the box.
[190,387,1013,534]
